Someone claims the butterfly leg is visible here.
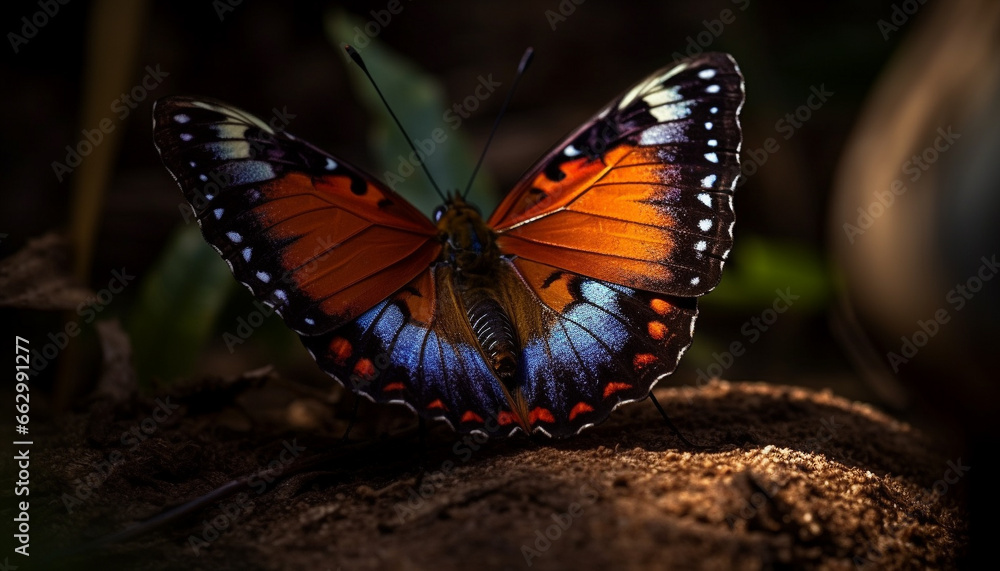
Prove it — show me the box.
[649,393,706,449]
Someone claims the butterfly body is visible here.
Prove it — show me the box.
[152,52,744,438]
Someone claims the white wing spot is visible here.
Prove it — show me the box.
[710,106,719,114]
[697,193,712,207]
[273,289,287,302]
[699,219,712,231]
[642,86,682,107]
[180,133,193,142]
[226,231,242,243]
[649,101,693,122]
[213,208,224,219]
[701,174,717,188]
[205,192,214,201]
[564,145,581,157]
[256,271,271,283]
[695,240,707,251]
[705,152,719,163]
[325,158,338,171]
[698,69,717,79]
[174,113,190,124]
[304,317,315,326]
[708,139,718,147]
[242,247,252,262]
[706,84,721,94]
[705,121,713,130]
[690,276,701,286]
[189,160,197,167]
[640,123,684,146]
[198,174,208,182]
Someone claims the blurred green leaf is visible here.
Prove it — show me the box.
[703,235,832,312]
[128,224,235,387]
[324,11,496,214]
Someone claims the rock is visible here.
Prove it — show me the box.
[34,379,967,569]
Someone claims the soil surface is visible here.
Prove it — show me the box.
[23,371,967,570]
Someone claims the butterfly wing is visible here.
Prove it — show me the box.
[300,266,528,436]
[299,255,699,439]
[152,97,441,335]
[502,258,698,437]
[484,53,744,436]
[489,52,744,297]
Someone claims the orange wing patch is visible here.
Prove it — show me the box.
[510,258,577,314]
[488,145,633,229]
[529,407,556,424]
[649,298,672,315]
[603,382,632,399]
[461,410,484,424]
[328,337,352,365]
[254,172,441,330]
[633,353,658,370]
[647,321,667,340]
[568,402,595,421]
[399,268,436,324]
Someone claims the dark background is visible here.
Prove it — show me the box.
[1,0,997,565]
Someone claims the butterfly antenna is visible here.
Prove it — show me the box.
[462,47,534,198]
[345,44,446,202]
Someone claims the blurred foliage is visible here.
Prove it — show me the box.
[127,224,234,386]
[703,235,832,312]
[324,11,497,213]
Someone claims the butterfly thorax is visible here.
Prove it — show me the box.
[435,194,500,277]
[435,195,529,428]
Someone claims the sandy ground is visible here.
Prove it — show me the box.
[22,370,966,570]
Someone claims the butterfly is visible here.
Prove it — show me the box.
[152,52,744,438]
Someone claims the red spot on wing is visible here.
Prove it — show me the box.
[496,411,519,426]
[529,407,556,424]
[461,411,484,424]
[649,298,671,315]
[648,321,667,340]
[568,402,595,421]
[427,399,447,410]
[353,358,375,379]
[603,382,632,399]
[328,337,352,365]
[382,382,405,392]
[633,353,658,370]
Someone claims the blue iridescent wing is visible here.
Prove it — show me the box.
[505,258,698,437]
[301,267,523,436]
[301,258,697,438]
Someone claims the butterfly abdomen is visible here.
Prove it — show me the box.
[463,289,519,384]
